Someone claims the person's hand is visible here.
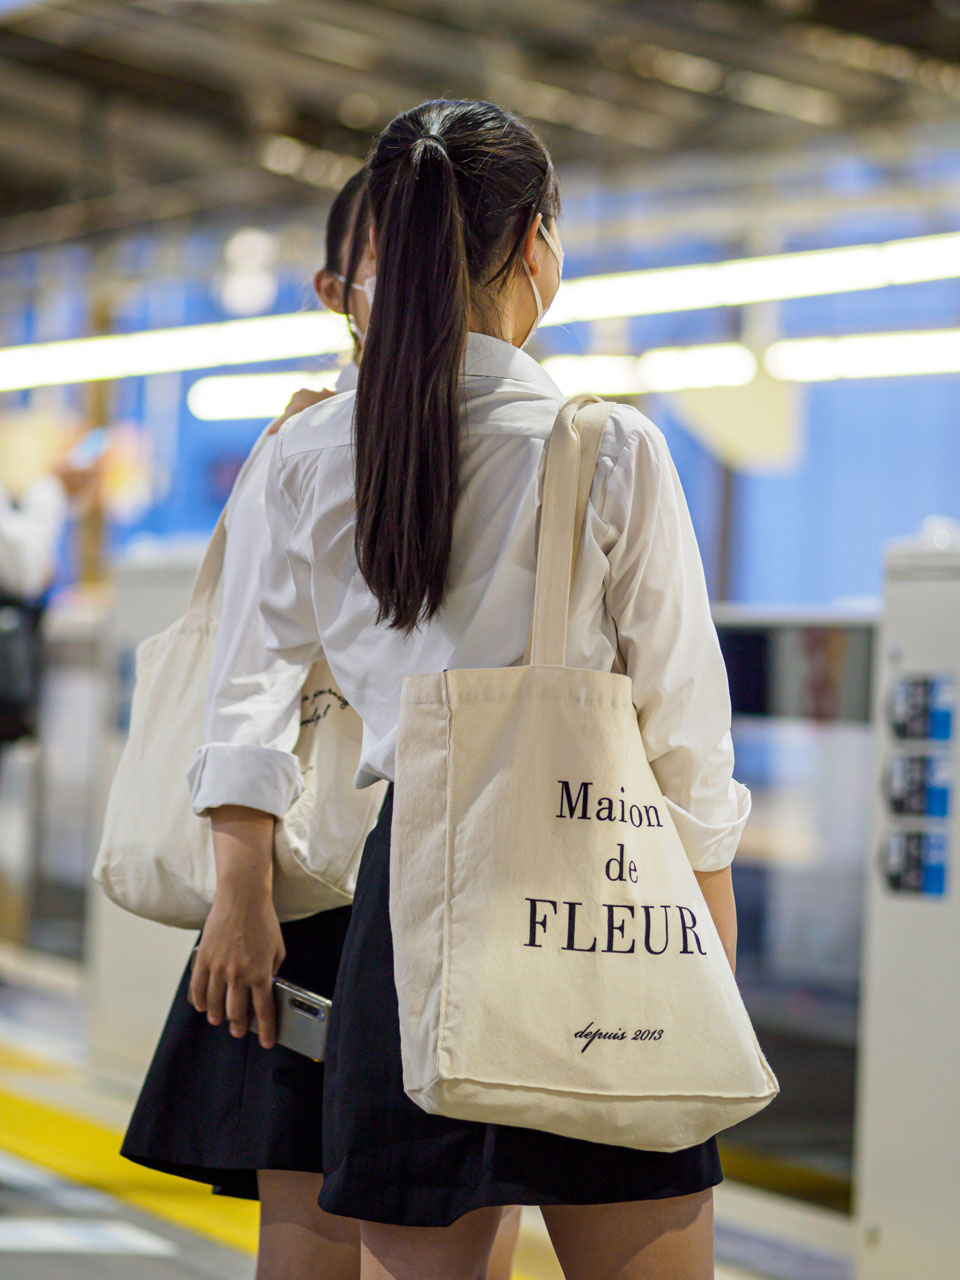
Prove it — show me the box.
[267,386,336,434]
[189,884,286,1049]
[188,805,285,1049]
[51,455,103,507]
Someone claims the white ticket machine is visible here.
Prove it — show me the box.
[854,519,960,1279]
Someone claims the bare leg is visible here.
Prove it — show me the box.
[359,1206,503,1280]
[487,1205,522,1280]
[541,1189,714,1280]
[256,1170,361,1280]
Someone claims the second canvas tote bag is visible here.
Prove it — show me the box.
[391,394,779,1152]
[94,426,387,929]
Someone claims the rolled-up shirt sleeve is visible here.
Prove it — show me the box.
[600,419,751,872]
[185,432,316,818]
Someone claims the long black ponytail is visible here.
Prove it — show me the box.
[354,99,559,633]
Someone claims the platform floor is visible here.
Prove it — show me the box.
[0,969,855,1280]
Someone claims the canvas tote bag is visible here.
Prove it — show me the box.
[391,394,779,1151]
[94,428,387,929]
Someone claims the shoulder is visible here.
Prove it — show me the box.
[277,389,356,462]
[267,391,355,519]
[592,403,674,542]
[599,401,668,471]
[466,394,666,467]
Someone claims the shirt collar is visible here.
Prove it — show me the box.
[339,335,560,398]
[463,331,561,397]
[335,361,359,392]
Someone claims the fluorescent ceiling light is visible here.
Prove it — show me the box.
[188,370,344,420]
[0,312,352,393]
[550,329,960,393]
[630,42,841,124]
[259,135,363,190]
[492,74,675,151]
[637,343,757,391]
[541,355,645,396]
[543,345,756,395]
[765,328,960,381]
[4,229,960,393]
[724,70,841,127]
[542,231,960,328]
[550,332,960,394]
[632,46,724,95]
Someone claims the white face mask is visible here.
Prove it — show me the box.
[331,273,376,343]
[333,273,376,308]
[520,223,563,349]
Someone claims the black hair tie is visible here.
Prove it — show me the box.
[418,132,448,154]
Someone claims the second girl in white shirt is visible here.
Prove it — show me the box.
[121,171,373,1280]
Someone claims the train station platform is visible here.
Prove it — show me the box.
[0,954,855,1280]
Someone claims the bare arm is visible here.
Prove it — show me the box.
[187,397,336,1047]
[188,805,284,1049]
[694,865,737,976]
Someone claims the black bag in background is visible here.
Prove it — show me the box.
[0,591,45,742]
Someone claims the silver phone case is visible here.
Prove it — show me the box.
[254,975,331,1061]
[189,948,332,1060]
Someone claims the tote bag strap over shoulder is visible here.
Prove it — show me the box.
[185,423,276,619]
[527,394,612,667]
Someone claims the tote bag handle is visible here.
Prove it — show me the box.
[527,394,612,668]
[185,423,277,618]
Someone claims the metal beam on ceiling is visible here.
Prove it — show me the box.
[0,57,243,178]
[0,164,301,252]
[0,0,958,236]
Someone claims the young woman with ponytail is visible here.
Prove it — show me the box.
[194,99,748,1278]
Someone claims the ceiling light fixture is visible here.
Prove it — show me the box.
[541,230,960,328]
[0,313,352,393]
[187,370,344,419]
[542,345,757,395]
[4,230,960,392]
[765,328,960,380]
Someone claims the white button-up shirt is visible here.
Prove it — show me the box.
[185,363,358,818]
[187,334,749,872]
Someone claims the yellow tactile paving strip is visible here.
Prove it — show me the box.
[717,1144,852,1216]
[0,1042,65,1076]
[0,1085,260,1252]
[0,1040,260,1255]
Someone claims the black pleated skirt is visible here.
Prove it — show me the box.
[120,904,353,1200]
[317,785,723,1227]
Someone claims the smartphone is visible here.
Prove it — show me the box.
[189,946,331,1061]
[68,427,110,467]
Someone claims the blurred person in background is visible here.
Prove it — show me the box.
[0,449,101,747]
[0,451,101,599]
[119,166,522,1280]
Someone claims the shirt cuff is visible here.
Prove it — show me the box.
[186,743,305,818]
[664,779,752,873]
